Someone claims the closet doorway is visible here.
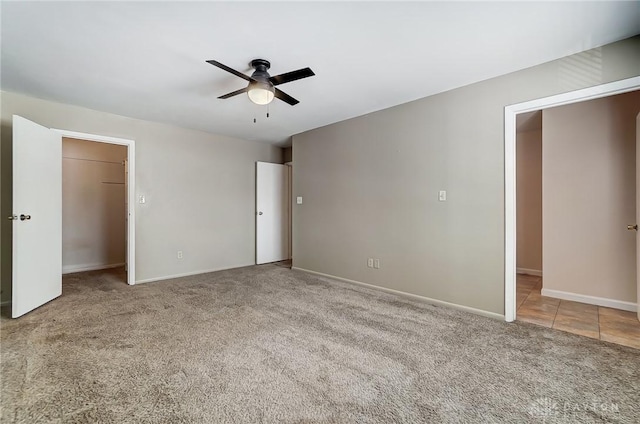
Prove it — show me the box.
[10,118,135,318]
[62,137,128,283]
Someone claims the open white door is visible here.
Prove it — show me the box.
[256,162,289,264]
[11,115,62,318]
[124,157,129,274]
[637,112,640,321]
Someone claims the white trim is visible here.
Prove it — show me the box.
[62,262,125,275]
[505,104,517,323]
[52,129,133,146]
[52,128,136,286]
[504,76,640,323]
[516,268,543,277]
[135,263,253,284]
[541,288,637,312]
[293,267,504,321]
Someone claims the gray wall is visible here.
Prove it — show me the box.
[292,36,640,316]
[516,129,542,273]
[543,91,640,304]
[1,91,282,302]
[283,147,293,163]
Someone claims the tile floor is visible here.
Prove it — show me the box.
[516,273,640,349]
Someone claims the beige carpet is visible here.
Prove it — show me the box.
[1,264,639,423]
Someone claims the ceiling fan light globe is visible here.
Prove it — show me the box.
[247,82,275,105]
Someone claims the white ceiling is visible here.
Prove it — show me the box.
[2,2,639,147]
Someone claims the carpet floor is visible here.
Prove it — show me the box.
[1,264,639,423]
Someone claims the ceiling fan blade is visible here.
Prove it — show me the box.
[206,60,253,82]
[274,88,299,106]
[269,68,315,86]
[218,87,247,99]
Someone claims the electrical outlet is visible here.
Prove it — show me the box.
[367,258,374,268]
[177,251,183,259]
[438,190,447,202]
[374,259,380,269]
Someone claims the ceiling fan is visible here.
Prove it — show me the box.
[207,59,315,106]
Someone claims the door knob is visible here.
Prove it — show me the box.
[20,214,31,221]
[258,211,263,215]
[627,224,637,231]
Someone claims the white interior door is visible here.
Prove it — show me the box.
[256,162,289,264]
[124,157,128,273]
[637,112,640,321]
[11,115,62,318]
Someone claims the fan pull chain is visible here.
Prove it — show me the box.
[267,103,270,119]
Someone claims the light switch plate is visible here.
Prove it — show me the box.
[296,196,303,205]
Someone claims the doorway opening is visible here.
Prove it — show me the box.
[54,129,136,286]
[62,137,128,284]
[505,76,640,348]
[9,118,136,318]
[505,76,640,321]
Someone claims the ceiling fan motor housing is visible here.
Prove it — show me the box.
[250,59,272,83]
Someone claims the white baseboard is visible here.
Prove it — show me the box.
[62,262,125,274]
[517,268,542,277]
[541,288,637,312]
[292,267,504,321]
[135,263,254,284]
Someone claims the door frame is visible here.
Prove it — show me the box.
[504,76,640,322]
[285,161,292,260]
[52,129,136,285]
